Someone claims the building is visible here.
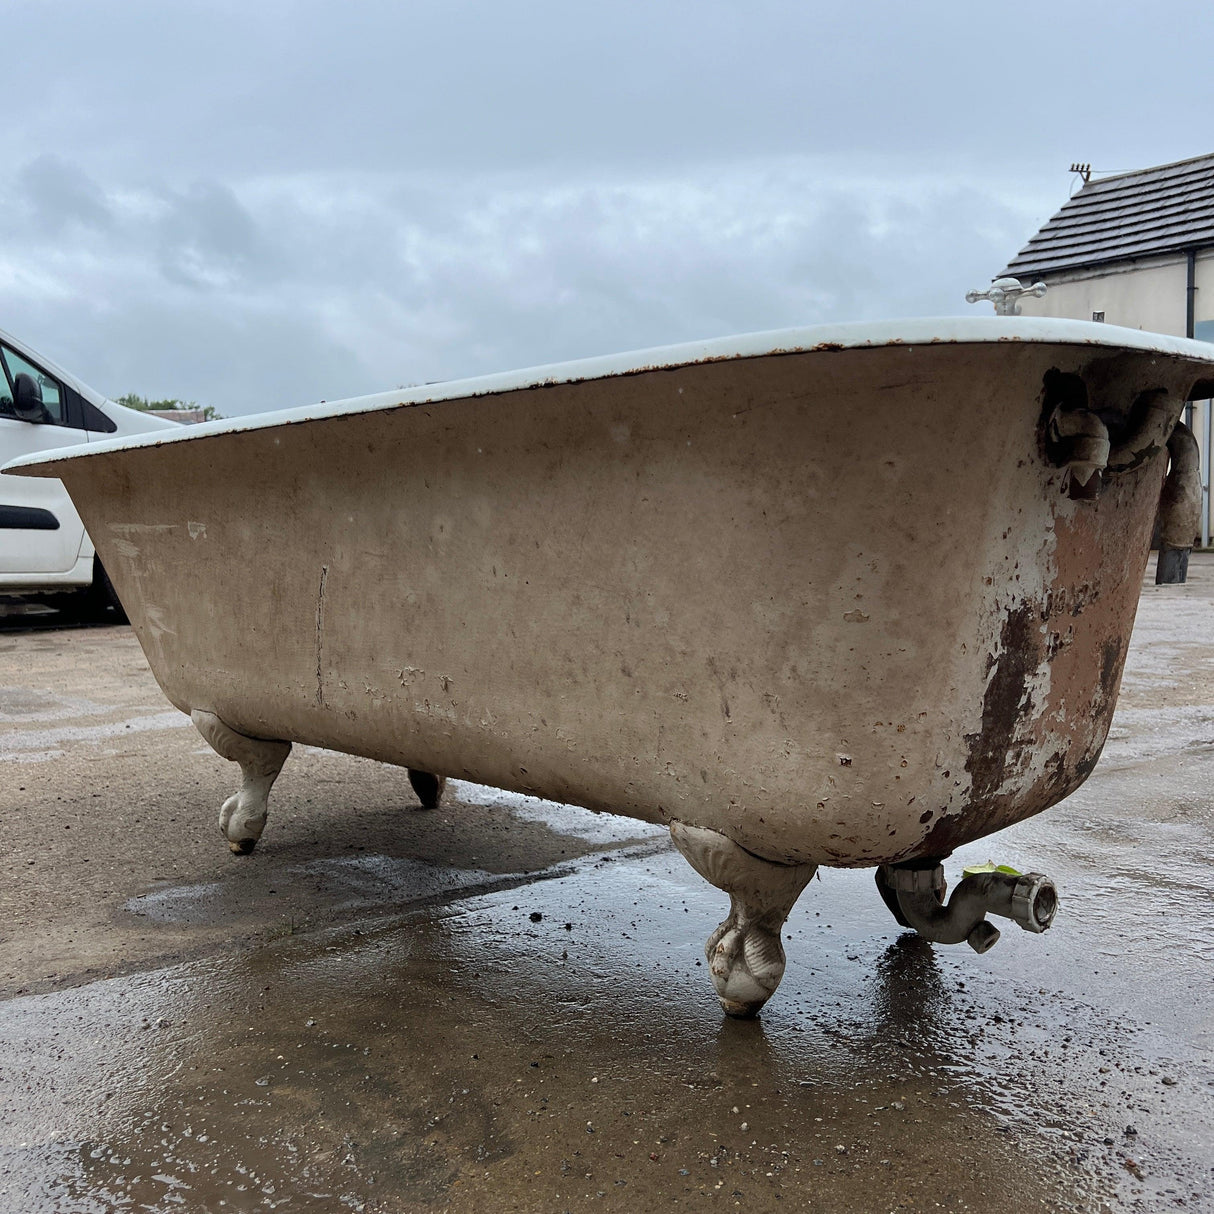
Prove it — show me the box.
[992,153,1214,546]
[146,407,209,425]
[1000,153,1214,339]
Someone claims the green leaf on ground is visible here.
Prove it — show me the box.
[962,861,1023,877]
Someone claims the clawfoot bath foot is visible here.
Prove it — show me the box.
[670,820,817,1018]
[407,769,446,809]
[191,710,292,854]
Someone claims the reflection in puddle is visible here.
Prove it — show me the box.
[127,855,505,926]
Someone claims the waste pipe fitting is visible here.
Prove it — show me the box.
[1156,421,1201,585]
[1107,389,1179,474]
[876,864,1058,954]
[1047,407,1110,499]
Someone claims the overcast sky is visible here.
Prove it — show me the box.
[2,0,1212,415]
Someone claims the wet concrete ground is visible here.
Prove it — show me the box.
[1,558,1212,1212]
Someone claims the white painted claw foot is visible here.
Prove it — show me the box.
[191,710,292,855]
[670,821,816,1018]
[407,768,446,810]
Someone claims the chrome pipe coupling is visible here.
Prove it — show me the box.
[1008,872,1058,934]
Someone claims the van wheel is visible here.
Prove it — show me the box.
[84,557,127,624]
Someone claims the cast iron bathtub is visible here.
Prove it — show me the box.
[7,317,1212,1015]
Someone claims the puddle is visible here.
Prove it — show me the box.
[5,832,1212,1213]
[125,855,564,928]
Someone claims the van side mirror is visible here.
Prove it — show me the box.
[13,372,46,423]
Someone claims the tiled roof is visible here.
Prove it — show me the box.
[1001,153,1214,278]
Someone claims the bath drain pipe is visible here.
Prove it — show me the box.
[1155,421,1201,585]
[876,863,1058,954]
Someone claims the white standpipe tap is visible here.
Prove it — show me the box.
[966,277,1048,316]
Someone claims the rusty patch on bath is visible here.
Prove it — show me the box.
[916,440,1164,860]
[964,603,1042,806]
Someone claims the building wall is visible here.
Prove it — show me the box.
[1013,250,1214,336]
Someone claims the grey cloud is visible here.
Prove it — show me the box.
[156,181,279,290]
[16,155,113,235]
[0,160,1041,415]
[5,0,1213,180]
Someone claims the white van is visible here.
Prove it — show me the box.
[0,326,178,618]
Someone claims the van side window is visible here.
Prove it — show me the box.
[0,344,66,425]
